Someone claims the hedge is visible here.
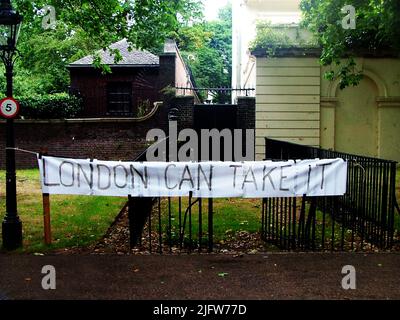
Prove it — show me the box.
[18,93,83,119]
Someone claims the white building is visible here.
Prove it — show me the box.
[232,0,302,101]
[232,1,400,162]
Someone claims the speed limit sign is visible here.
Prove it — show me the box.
[0,97,20,119]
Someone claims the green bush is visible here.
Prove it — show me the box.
[249,22,294,53]
[18,93,83,119]
[249,22,318,55]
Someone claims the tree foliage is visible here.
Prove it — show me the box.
[14,0,203,52]
[3,0,203,96]
[250,22,297,55]
[177,3,232,102]
[300,0,400,89]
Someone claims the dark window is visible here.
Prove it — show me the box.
[107,82,132,116]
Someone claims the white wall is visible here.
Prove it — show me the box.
[255,57,321,159]
[255,55,400,162]
[232,0,301,102]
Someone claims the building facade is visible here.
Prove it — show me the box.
[232,0,400,162]
[254,51,400,162]
[68,39,194,118]
[232,0,301,101]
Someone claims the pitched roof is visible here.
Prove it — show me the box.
[69,39,160,67]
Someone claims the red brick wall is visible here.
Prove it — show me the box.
[69,67,161,117]
[0,96,255,169]
[0,115,168,169]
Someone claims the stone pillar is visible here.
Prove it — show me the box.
[236,96,255,129]
[236,96,256,160]
[169,96,195,131]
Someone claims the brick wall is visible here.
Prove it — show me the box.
[0,116,168,169]
[237,97,256,130]
[69,67,161,117]
[69,53,177,118]
[236,97,256,160]
[0,96,255,169]
[172,95,255,132]
[0,97,191,170]
[173,96,195,131]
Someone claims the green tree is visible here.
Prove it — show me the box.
[177,2,232,102]
[300,0,400,89]
[2,0,203,96]
[10,24,99,96]
[14,0,203,53]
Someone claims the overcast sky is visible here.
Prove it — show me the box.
[203,0,230,21]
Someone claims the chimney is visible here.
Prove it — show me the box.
[164,39,177,53]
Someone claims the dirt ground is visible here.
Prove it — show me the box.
[0,252,399,300]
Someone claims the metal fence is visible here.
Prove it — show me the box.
[175,86,255,104]
[127,138,215,253]
[128,195,214,253]
[263,138,399,251]
[126,138,398,253]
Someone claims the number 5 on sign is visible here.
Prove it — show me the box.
[0,97,20,119]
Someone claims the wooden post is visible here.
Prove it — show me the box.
[43,193,51,245]
[40,148,51,245]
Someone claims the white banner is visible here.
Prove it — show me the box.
[38,156,347,198]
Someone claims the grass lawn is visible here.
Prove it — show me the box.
[1,167,398,253]
[0,169,127,253]
[0,170,265,253]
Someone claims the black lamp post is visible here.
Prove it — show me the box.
[0,0,22,250]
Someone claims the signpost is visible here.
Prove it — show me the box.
[1,96,23,249]
[0,0,24,250]
[0,97,19,119]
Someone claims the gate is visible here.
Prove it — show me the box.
[194,104,237,131]
[128,195,215,253]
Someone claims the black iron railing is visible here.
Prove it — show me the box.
[126,137,398,253]
[129,195,214,254]
[262,138,399,251]
[127,138,215,253]
[175,86,255,104]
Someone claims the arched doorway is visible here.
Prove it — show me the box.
[335,76,378,157]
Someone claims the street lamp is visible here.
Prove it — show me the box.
[0,0,22,250]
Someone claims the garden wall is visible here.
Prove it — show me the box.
[0,100,170,169]
[0,96,256,169]
[0,120,155,169]
[254,51,400,162]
